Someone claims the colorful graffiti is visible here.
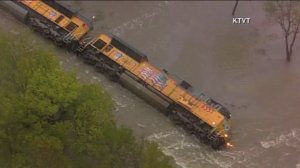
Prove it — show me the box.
[140,67,167,89]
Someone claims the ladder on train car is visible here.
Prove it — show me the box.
[207,127,218,141]
[77,36,94,52]
[63,28,77,43]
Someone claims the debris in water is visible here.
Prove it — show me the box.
[137,123,146,128]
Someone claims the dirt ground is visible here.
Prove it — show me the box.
[1,1,300,168]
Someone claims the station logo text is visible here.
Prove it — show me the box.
[232,17,251,24]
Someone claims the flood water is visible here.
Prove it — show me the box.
[63,1,300,168]
[2,1,300,168]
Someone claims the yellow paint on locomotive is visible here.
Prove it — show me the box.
[21,0,90,40]
[97,33,112,45]
[89,33,231,143]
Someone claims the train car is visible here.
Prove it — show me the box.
[13,0,93,47]
[78,33,232,149]
[1,0,233,149]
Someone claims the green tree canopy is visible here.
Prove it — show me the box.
[0,31,173,168]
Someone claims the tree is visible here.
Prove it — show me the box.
[0,30,174,168]
[264,1,300,62]
[0,31,82,168]
[141,142,173,168]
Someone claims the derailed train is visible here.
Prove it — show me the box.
[1,0,233,149]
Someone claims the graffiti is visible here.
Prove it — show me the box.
[140,67,168,89]
[140,67,153,80]
[114,51,123,60]
[149,72,167,88]
[49,11,57,18]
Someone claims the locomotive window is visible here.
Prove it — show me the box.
[93,39,107,50]
[65,22,78,32]
[55,15,64,23]
[104,45,113,52]
[180,80,193,91]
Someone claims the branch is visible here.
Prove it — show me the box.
[232,0,239,16]
[277,2,289,35]
[279,21,288,35]
[286,13,291,36]
[289,21,300,53]
[287,2,292,32]
[296,17,300,33]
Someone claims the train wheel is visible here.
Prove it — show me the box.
[183,124,195,134]
[42,28,51,39]
[166,104,174,115]
[80,50,96,65]
[203,136,212,145]
[109,74,119,82]
[66,41,79,53]
[95,62,105,73]
[211,137,225,150]
[108,64,124,82]
[169,113,182,125]
[108,71,120,82]
[54,37,64,47]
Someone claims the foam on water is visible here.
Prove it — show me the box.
[146,128,285,168]
[111,1,173,36]
[112,98,128,108]
[260,128,300,149]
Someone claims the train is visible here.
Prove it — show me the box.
[0,0,233,150]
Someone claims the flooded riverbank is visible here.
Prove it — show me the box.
[1,1,300,167]
[65,1,300,168]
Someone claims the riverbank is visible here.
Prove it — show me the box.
[0,7,178,168]
[1,1,300,167]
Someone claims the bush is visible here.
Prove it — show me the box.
[0,31,173,168]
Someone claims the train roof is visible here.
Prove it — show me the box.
[109,34,149,63]
[42,0,93,30]
[77,13,94,30]
[178,79,231,119]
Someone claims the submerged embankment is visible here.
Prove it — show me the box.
[1,1,300,168]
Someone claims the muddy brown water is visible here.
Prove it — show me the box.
[1,1,300,168]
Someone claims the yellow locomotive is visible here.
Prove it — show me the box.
[77,33,232,149]
[15,0,93,46]
[2,0,232,149]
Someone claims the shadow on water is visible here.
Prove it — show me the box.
[118,75,169,113]
[33,1,300,168]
